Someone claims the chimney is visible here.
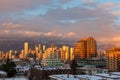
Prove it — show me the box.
[67,72,69,78]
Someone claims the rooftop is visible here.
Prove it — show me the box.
[49,74,79,80]
[95,73,120,79]
[76,75,103,80]
[49,73,120,80]
[111,72,120,76]
[81,37,95,41]
[0,71,7,75]
[0,77,28,80]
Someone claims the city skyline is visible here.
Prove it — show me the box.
[0,0,120,43]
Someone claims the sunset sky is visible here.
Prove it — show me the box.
[0,0,120,43]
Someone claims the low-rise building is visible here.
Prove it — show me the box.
[77,65,108,75]
[0,71,7,78]
[0,77,28,80]
[95,73,120,80]
[78,59,106,68]
[41,59,62,67]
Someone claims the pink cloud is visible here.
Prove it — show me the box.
[111,11,120,16]
[98,3,120,8]
[64,32,76,38]
[2,22,21,29]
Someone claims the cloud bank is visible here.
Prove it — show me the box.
[0,0,120,43]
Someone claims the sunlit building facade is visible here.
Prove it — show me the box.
[8,50,12,59]
[60,46,70,61]
[106,48,120,72]
[24,42,29,59]
[86,37,97,58]
[43,45,46,51]
[41,46,62,67]
[70,47,74,61]
[74,37,97,60]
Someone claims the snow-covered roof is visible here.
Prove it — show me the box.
[49,74,79,80]
[49,73,120,80]
[95,73,120,79]
[0,71,7,75]
[16,66,30,71]
[0,77,28,80]
[13,59,21,62]
[76,75,103,80]
[111,72,120,76]
[34,65,41,68]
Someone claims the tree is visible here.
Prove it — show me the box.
[70,59,78,75]
[2,59,16,77]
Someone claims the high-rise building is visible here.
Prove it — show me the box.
[38,44,41,51]
[43,45,46,51]
[74,37,97,60]
[60,46,70,61]
[24,42,29,59]
[35,45,39,58]
[86,37,97,58]
[35,44,43,60]
[106,48,120,72]
[9,50,13,59]
[19,50,24,59]
[70,47,74,61]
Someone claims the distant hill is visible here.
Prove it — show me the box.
[0,37,119,52]
[0,37,76,52]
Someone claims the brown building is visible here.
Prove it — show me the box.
[106,48,120,72]
[74,37,97,60]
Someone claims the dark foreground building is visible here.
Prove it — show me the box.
[30,68,72,80]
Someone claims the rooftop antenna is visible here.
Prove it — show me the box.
[89,32,94,38]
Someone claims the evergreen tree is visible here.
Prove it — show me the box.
[70,59,78,75]
[2,59,16,77]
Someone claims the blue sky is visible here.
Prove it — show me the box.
[0,0,120,43]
